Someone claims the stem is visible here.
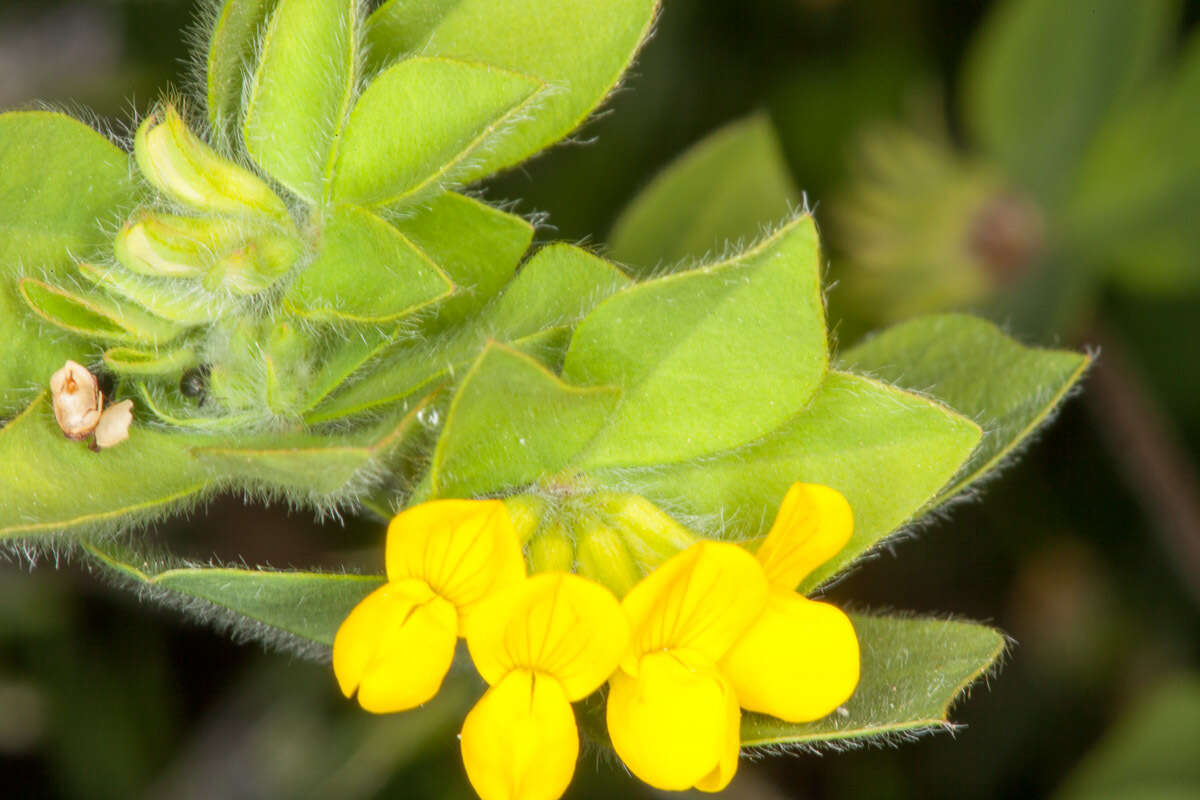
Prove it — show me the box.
[1082,323,1200,606]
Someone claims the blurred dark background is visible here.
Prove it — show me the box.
[2,1,1198,798]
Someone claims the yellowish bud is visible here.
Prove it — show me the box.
[134,105,290,220]
[528,523,575,573]
[502,495,548,544]
[575,518,642,597]
[203,231,302,295]
[600,494,697,571]
[114,214,240,279]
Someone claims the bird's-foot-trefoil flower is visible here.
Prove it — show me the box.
[606,541,769,793]
[333,499,525,714]
[461,572,628,800]
[720,483,860,722]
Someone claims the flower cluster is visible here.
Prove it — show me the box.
[333,483,860,799]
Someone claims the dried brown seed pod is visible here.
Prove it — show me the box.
[50,360,102,440]
[94,399,134,449]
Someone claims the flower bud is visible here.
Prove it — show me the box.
[114,214,240,279]
[202,231,302,295]
[264,321,314,415]
[575,518,641,597]
[134,105,290,220]
[503,495,548,544]
[599,494,697,571]
[528,523,575,573]
[49,360,102,440]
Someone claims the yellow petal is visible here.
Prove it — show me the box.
[385,499,525,616]
[332,579,458,714]
[721,590,860,722]
[467,573,629,701]
[755,483,853,590]
[607,651,740,792]
[461,669,578,800]
[620,541,768,668]
[694,674,741,794]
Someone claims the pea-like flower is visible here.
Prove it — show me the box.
[720,483,860,722]
[606,541,769,793]
[333,499,525,714]
[461,572,629,800]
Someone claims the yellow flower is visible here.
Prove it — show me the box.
[606,541,769,792]
[333,499,525,713]
[461,572,628,800]
[721,482,861,722]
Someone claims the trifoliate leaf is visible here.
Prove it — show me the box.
[1067,32,1200,294]
[365,0,658,179]
[206,0,279,144]
[77,262,232,326]
[0,395,209,541]
[305,241,623,424]
[333,57,544,207]
[191,397,432,501]
[602,371,981,593]
[19,279,189,346]
[243,0,358,202]
[0,112,138,415]
[390,193,534,328]
[487,244,631,332]
[963,0,1175,205]
[608,113,800,275]
[1054,676,1200,800]
[84,539,384,652]
[564,215,827,468]
[103,346,199,377]
[284,204,453,324]
[431,343,620,498]
[840,313,1089,508]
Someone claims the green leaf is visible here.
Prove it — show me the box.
[19,279,188,346]
[206,0,279,142]
[135,382,259,431]
[564,215,827,468]
[1067,32,1200,294]
[741,614,1005,747]
[840,314,1089,508]
[365,0,658,179]
[390,192,534,328]
[103,346,199,377]
[602,371,981,593]
[332,58,543,208]
[484,243,631,334]
[243,0,357,202]
[608,113,800,275]
[431,343,620,498]
[190,396,432,500]
[0,395,210,540]
[302,327,398,414]
[963,0,1175,205]
[304,240,621,424]
[283,204,453,323]
[85,540,383,650]
[77,261,231,326]
[1055,676,1200,800]
[0,112,138,414]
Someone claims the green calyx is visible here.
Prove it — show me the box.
[503,489,699,597]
